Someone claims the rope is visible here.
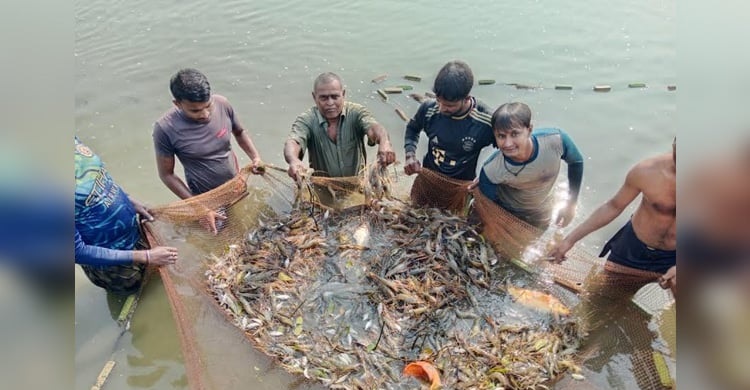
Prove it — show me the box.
[371,75,676,122]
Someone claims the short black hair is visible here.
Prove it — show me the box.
[492,102,532,131]
[170,68,211,102]
[433,60,474,101]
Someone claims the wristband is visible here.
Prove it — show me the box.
[146,250,151,265]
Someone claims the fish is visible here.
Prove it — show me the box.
[403,361,441,390]
[507,286,570,316]
[353,223,370,247]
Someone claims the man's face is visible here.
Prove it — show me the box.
[494,125,533,161]
[313,80,345,121]
[436,96,469,116]
[174,98,213,124]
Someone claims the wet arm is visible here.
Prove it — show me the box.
[365,123,390,147]
[366,123,396,165]
[156,154,193,200]
[232,126,262,163]
[283,138,307,181]
[563,169,641,245]
[283,139,304,166]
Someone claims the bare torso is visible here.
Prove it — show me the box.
[631,153,677,250]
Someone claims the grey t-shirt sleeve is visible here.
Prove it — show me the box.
[222,98,241,132]
[152,122,174,156]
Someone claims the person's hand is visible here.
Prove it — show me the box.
[377,143,396,166]
[287,161,306,182]
[131,198,155,222]
[467,178,479,191]
[404,154,422,175]
[146,246,179,266]
[200,209,227,235]
[548,238,574,264]
[659,265,676,293]
[234,174,248,193]
[556,203,576,227]
[251,158,265,175]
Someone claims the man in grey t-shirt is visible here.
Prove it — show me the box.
[153,68,263,232]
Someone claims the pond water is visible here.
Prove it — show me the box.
[74,0,676,388]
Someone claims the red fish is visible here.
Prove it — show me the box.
[403,361,441,389]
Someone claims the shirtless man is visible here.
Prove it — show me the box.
[549,138,676,297]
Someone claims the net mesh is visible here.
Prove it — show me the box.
[141,163,675,390]
[142,222,205,390]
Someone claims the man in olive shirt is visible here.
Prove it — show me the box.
[284,72,396,181]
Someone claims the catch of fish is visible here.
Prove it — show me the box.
[206,168,586,389]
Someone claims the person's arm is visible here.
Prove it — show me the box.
[284,138,307,182]
[155,154,193,200]
[549,167,642,262]
[128,196,154,222]
[75,230,179,267]
[404,102,428,175]
[557,130,584,226]
[232,125,263,173]
[75,229,133,266]
[284,116,311,181]
[225,100,262,173]
[153,123,193,199]
[469,150,500,190]
[659,265,676,296]
[475,169,500,203]
[365,123,396,166]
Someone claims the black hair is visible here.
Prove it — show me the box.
[432,60,474,101]
[491,102,532,131]
[170,68,211,102]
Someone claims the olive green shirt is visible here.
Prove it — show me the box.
[288,101,378,177]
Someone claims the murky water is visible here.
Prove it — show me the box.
[75,0,676,388]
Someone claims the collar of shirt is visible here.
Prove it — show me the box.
[450,96,476,120]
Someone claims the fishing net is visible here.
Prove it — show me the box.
[204,194,585,389]
[138,162,674,390]
[413,168,676,389]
